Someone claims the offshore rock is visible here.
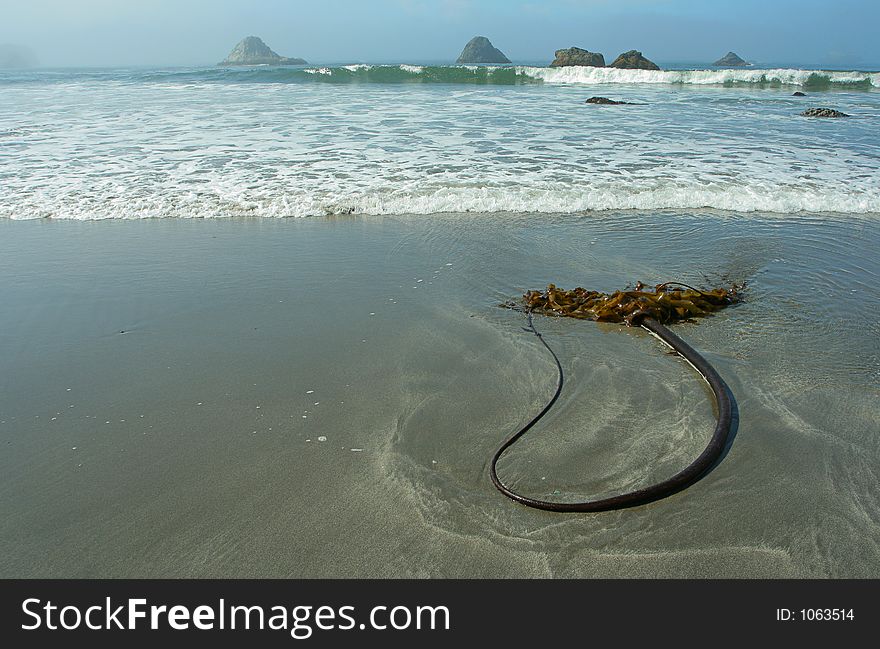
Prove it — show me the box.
[713,51,748,67]
[456,36,511,64]
[801,108,850,118]
[550,47,605,67]
[219,36,306,66]
[585,97,640,105]
[609,50,660,70]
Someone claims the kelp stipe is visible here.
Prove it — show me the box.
[491,282,741,512]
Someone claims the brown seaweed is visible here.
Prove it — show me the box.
[521,281,743,326]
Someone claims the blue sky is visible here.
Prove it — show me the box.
[2,0,878,67]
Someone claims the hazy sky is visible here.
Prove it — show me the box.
[2,0,878,67]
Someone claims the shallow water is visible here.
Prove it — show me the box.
[1,212,877,577]
[1,65,879,219]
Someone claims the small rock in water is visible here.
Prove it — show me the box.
[793,91,807,97]
[801,107,849,118]
[585,96,640,105]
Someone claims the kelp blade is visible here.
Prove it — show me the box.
[522,282,742,325]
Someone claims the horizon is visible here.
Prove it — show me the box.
[1,0,878,69]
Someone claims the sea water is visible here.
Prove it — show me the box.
[1,63,879,219]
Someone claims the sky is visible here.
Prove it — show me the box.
[1,0,878,68]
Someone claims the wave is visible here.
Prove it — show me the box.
[222,64,880,89]
[292,64,880,89]
[5,183,879,220]
[520,66,880,90]
[4,64,878,88]
[300,64,529,84]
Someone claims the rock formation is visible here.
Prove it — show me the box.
[456,36,511,64]
[585,97,640,105]
[713,52,748,67]
[793,91,807,97]
[801,108,850,118]
[550,47,605,67]
[609,50,659,70]
[219,36,306,66]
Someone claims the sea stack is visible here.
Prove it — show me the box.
[219,36,307,66]
[550,47,605,67]
[456,36,511,64]
[713,51,748,67]
[609,50,659,70]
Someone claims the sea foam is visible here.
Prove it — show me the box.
[517,66,880,89]
[1,65,878,220]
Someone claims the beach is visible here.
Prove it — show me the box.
[1,212,877,577]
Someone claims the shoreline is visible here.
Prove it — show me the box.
[1,213,877,578]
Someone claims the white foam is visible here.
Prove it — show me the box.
[5,183,877,220]
[2,68,878,221]
[517,66,880,88]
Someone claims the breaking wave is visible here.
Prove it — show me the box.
[292,65,880,89]
[5,183,880,220]
[6,64,877,89]
[520,66,880,90]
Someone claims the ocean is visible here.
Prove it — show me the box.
[1,63,879,219]
[1,63,878,578]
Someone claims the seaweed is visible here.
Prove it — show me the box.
[520,281,744,326]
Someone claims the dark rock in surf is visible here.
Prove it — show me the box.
[801,108,849,118]
[219,36,306,66]
[609,50,660,70]
[713,51,749,67]
[456,36,511,64]
[585,96,640,105]
[793,91,807,97]
[550,47,605,67]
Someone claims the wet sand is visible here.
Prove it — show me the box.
[1,212,878,577]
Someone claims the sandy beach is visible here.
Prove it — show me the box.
[1,211,877,578]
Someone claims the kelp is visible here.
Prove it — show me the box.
[521,281,743,326]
